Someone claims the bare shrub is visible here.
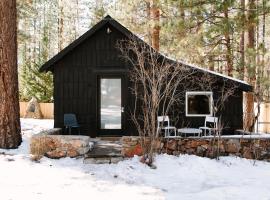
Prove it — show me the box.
[118,38,195,165]
[30,136,52,160]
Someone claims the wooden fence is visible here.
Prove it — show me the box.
[255,103,270,133]
[19,101,269,132]
[20,102,54,119]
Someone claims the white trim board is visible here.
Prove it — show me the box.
[185,91,213,117]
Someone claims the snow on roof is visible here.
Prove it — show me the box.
[180,60,250,85]
[161,53,250,86]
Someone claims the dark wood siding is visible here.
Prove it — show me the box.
[52,23,244,137]
[159,87,243,132]
[53,25,130,137]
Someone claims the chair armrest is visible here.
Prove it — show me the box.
[199,127,211,130]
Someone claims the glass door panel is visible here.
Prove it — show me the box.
[100,78,122,129]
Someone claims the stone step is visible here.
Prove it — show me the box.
[98,136,123,141]
[84,156,124,164]
[83,139,123,164]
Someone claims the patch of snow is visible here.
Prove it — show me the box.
[0,118,54,155]
[202,134,270,139]
[0,119,270,200]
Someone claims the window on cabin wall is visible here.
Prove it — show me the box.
[186,91,213,117]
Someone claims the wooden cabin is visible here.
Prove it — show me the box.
[40,15,252,137]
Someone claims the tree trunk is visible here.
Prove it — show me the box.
[0,0,22,148]
[146,1,152,45]
[208,55,215,71]
[58,0,64,51]
[243,0,256,131]
[239,0,245,80]
[150,0,160,51]
[224,4,233,76]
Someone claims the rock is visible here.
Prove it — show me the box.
[196,146,206,156]
[30,133,91,158]
[219,144,225,153]
[185,140,202,149]
[190,141,199,148]
[242,147,253,159]
[67,148,79,158]
[225,139,241,153]
[24,97,42,119]
[191,140,208,148]
[260,151,270,160]
[111,157,124,164]
[186,148,195,155]
[165,140,177,151]
[121,137,132,143]
[178,140,184,146]
[129,140,139,146]
[71,139,85,148]
[77,146,90,155]
[201,144,209,150]
[122,144,143,157]
[153,140,163,149]
[179,145,186,152]
[45,150,66,159]
[84,157,111,164]
[46,138,59,150]
[206,147,216,158]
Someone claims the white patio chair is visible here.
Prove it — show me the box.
[157,116,177,138]
[199,116,218,136]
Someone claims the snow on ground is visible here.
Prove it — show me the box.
[1,119,270,200]
[0,118,54,155]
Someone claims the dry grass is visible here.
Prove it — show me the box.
[30,136,55,160]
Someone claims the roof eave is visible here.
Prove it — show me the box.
[39,16,122,72]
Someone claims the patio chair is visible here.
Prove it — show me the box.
[157,116,177,138]
[64,113,81,135]
[199,116,218,136]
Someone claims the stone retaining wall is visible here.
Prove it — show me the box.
[30,128,91,159]
[121,136,270,161]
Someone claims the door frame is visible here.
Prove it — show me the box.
[97,74,126,136]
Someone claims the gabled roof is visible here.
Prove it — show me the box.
[39,15,252,92]
[39,15,133,72]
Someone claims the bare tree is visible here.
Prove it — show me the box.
[118,38,195,165]
[118,37,239,165]
[149,0,160,51]
[0,0,22,148]
[191,72,237,159]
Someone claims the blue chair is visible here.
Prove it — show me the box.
[64,113,81,135]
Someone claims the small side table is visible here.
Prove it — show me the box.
[178,128,202,137]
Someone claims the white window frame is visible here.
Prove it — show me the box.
[185,91,213,117]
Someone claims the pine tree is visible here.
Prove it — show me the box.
[0,0,22,148]
[20,1,53,102]
[19,0,54,102]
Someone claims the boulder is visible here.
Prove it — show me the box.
[46,150,66,159]
[196,146,207,156]
[67,147,80,158]
[24,97,42,119]
[165,139,177,151]
[30,132,91,159]
[122,144,143,157]
[225,139,241,153]
[242,147,253,159]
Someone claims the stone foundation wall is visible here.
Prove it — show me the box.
[121,136,270,161]
[30,128,91,158]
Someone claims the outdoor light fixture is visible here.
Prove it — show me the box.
[107,27,112,34]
